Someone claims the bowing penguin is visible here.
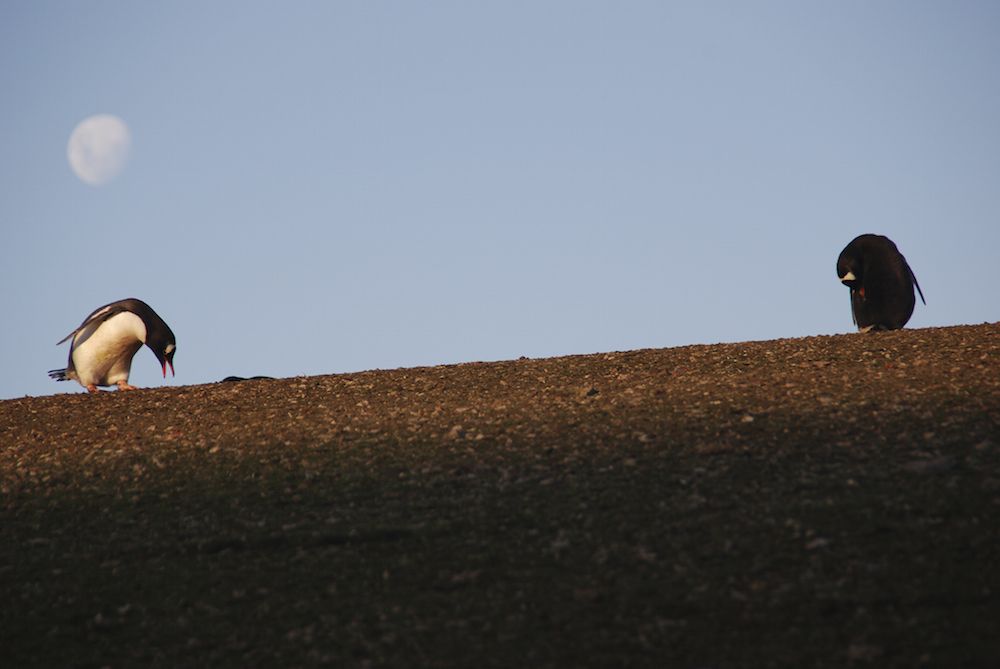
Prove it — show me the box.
[837,234,925,331]
[48,298,176,393]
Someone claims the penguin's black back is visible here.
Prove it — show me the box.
[65,298,175,349]
[837,234,924,331]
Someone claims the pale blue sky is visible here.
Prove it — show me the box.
[2,1,998,399]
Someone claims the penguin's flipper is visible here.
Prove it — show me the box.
[56,302,133,345]
[48,368,69,381]
[910,267,926,305]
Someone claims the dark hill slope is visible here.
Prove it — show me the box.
[2,323,999,667]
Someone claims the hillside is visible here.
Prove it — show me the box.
[2,323,999,667]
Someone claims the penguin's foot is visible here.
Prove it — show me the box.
[116,380,139,391]
[86,384,101,394]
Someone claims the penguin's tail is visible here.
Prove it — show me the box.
[48,368,69,381]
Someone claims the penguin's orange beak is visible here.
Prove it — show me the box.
[163,360,175,378]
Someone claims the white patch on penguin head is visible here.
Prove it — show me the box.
[165,343,175,355]
[839,270,856,283]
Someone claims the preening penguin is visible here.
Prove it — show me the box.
[48,298,176,393]
[837,234,925,331]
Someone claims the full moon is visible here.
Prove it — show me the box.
[67,114,132,186]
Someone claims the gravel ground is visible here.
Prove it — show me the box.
[2,323,999,668]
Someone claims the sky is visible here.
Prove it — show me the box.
[2,1,998,400]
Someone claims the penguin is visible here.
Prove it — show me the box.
[48,298,176,393]
[837,234,925,331]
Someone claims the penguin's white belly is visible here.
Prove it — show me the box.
[71,312,147,387]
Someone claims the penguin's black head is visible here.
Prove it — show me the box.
[147,329,177,378]
[837,236,873,292]
[837,252,861,290]
[162,343,176,378]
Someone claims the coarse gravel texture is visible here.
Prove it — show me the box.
[2,323,999,668]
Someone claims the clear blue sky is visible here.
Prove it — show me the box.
[2,1,998,399]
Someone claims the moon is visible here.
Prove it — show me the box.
[67,114,132,186]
